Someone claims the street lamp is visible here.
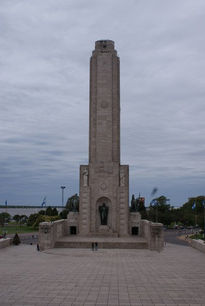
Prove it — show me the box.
[60,186,66,207]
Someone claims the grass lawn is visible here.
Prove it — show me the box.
[0,223,37,234]
[190,233,205,241]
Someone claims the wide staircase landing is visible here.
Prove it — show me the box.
[54,236,148,249]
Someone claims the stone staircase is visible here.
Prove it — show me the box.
[54,236,148,249]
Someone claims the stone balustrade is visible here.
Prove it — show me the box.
[0,238,12,249]
[187,238,205,254]
[38,219,66,251]
[140,220,164,251]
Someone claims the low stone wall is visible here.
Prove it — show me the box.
[0,238,12,249]
[39,218,164,251]
[188,238,205,254]
[140,220,164,251]
[38,219,66,251]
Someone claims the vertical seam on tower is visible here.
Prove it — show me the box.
[118,57,119,163]
[112,54,114,163]
[95,55,97,163]
[89,58,92,163]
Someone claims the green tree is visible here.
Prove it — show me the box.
[13,214,21,223]
[19,215,28,225]
[59,209,69,219]
[27,213,39,227]
[45,206,53,216]
[32,215,60,228]
[13,233,21,245]
[148,196,174,225]
[44,207,58,216]
[52,207,58,216]
[0,212,11,226]
[179,196,205,228]
[32,214,46,228]
[38,210,46,215]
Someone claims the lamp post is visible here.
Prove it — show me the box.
[60,186,66,207]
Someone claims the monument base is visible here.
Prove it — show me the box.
[39,218,164,251]
[96,225,118,237]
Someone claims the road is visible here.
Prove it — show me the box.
[164,229,192,246]
[8,232,38,245]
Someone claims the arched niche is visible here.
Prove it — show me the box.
[96,197,112,231]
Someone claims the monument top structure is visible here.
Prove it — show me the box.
[95,40,115,50]
[93,40,117,56]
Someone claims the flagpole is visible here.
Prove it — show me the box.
[192,200,197,237]
[5,200,7,214]
[195,211,197,239]
[195,200,197,239]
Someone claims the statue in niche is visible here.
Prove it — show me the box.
[82,168,88,186]
[99,203,109,225]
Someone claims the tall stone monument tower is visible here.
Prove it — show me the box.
[39,40,164,252]
[79,40,129,237]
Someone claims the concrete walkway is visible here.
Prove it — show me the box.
[0,244,205,306]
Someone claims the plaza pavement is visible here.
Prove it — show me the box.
[0,243,205,306]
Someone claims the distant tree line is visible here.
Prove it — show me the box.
[0,194,79,229]
[0,194,204,230]
[131,194,205,228]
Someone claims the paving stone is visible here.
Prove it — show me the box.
[0,244,205,306]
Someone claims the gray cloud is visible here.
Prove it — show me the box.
[0,0,205,206]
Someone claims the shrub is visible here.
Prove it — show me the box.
[13,233,21,245]
[0,212,11,226]
[32,215,60,228]
[27,213,39,227]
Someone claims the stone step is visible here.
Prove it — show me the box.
[89,232,119,237]
[54,238,148,249]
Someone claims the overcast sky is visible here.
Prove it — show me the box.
[0,0,205,207]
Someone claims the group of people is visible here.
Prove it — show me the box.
[91,242,98,251]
